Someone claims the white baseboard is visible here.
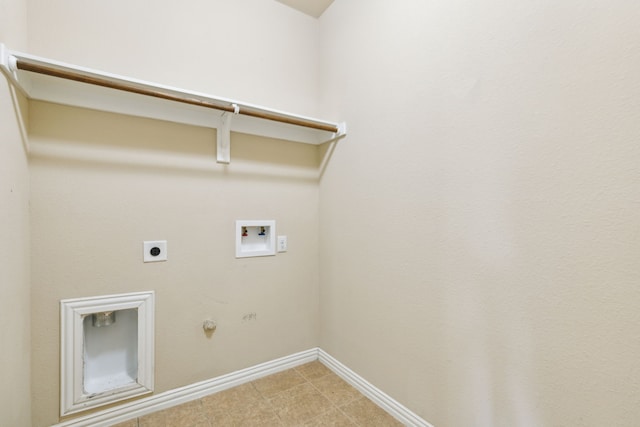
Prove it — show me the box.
[52,348,318,427]
[318,349,434,427]
[52,347,432,427]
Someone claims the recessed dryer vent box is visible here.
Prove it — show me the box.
[236,220,276,258]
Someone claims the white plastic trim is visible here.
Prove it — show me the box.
[318,349,434,427]
[60,291,155,416]
[51,348,318,427]
[52,347,433,427]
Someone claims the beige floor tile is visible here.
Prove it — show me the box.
[202,410,234,426]
[295,361,332,380]
[163,400,210,427]
[269,382,334,426]
[138,408,168,427]
[117,367,405,427]
[201,383,264,417]
[252,369,307,398]
[227,398,283,426]
[302,408,357,426]
[340,397,404,426]
[310,373,362,405]
[110,419,138,427]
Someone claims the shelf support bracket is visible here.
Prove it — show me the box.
[0,44,21,89]
[216,103,239,164]
[321,121,348,145]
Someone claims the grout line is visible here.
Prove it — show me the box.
[334,394,366,427]
[249,377,288,426]
[302,367,365,427]
[126,362,388,427]
[304,379,338,425]
[265,365,349,427]
[336,400,364,427]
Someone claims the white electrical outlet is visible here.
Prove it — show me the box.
[277,235,287,252]
[143,240,167,262]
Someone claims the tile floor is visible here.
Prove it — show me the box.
[111,361,404,426]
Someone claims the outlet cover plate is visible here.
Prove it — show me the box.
[143,240,167,262]
[277,235,287,252]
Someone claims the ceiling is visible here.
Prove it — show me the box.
[274,0,335,18]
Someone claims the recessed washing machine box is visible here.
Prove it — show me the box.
[60,291,154,416]
[236,220,276,258]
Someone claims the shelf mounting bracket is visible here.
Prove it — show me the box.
[216,103,239,164]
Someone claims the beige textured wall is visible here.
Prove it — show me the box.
[319,1,640,426]
[0,96,31,422]
[30,102,321,426]
[26,0,320,116]
[0,0,30,426]
[26,1,322,425]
